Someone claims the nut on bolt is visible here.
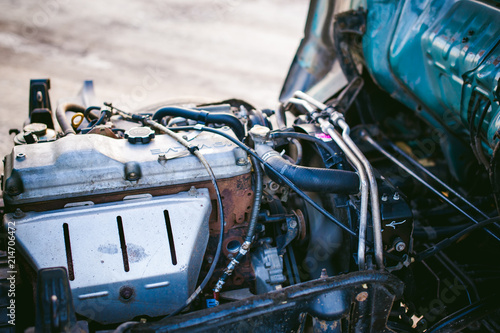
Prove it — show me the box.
[7,186,20,196]
[236,157,248,166]
[158,154,167,165]
[124,162,142,181]
[119,286,134,301]
[13,208,25,219]
[268,181,280,191]
[16,153,26,161]
[188,186,199,196]
[394,238,406,252]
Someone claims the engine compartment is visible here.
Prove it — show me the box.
[1,1,500,332]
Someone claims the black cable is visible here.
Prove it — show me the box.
[413,224,470,240]
[170,125,358,237]
[86,111,107,133]
[142,119,225,317]
[246,155,263,242]
[84,106,101,121]
[416,216,500,261]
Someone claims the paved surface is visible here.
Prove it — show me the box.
[0,0,309,174]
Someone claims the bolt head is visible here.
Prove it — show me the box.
[188,186,199,196]
[395,241,406,252]
[119,286,134,300]
[7,186,19,196]
[269,181,280,191]
[13,208,25,218]
[236,157,247,166]
[16,153,26,161]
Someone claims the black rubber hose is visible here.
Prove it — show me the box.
[56,103,86,136]
[271,131,341,166]
[152,106,245,140]
[256,144,359,194]
[246,155,263,243]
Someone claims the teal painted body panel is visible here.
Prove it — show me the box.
[363,0,500,165]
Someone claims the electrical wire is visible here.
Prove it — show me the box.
[84,105,101,121]
[415,216,500,261]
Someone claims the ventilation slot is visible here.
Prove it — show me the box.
[63,223,75,281]
[117,216,130,272]
[164,210,177,265]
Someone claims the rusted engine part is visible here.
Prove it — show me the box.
[13,173,255,291]
[198,173,256,293]
[5,172,254,323]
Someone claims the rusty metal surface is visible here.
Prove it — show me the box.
[8,171,256,294]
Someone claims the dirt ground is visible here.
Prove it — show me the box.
[0,0,309,174]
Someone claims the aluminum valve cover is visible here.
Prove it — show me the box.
[2,127,250,206]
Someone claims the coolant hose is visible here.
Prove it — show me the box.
[255,144,360,194]
[152,106,245,140]
[56,103,86,136]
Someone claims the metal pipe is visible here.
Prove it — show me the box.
[362,131,500,242]
[289,93,373,270]
[387,141,490,220]
[294,91,328,110]
[336,118,384,269]
[287,97,316,113]
[318,118,369,270]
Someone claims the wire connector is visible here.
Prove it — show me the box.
[188,145,199,154]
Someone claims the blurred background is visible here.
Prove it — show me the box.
[0,0,309,173]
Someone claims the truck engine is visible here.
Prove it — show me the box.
[1,0,500,332]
